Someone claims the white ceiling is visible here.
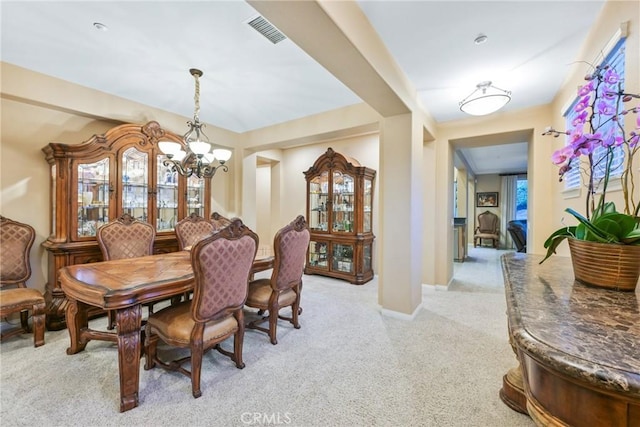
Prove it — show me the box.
[1,0,605,175]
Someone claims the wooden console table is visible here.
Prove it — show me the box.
[500,253,640,427]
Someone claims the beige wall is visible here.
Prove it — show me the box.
[1,0,638,311]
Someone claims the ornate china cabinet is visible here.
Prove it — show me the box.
[303,148,376,285]
[42,121,211,329]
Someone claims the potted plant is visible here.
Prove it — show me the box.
[540,62,640,291]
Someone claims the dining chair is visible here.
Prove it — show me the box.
[210,211,232,231]
[0,215,46,347]
[474,210,500,248]
[96,213,156,329]
[245,215,310,345]
[144,218,258,398]
[175,212,215,250]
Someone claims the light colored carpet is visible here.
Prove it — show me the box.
[0,246,533,426]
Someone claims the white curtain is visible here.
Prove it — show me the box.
[500,175,518,249]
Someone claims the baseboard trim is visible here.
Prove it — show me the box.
[380,302,424,321]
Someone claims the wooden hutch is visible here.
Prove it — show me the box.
[42,121,211,329]
[303,148,376,285]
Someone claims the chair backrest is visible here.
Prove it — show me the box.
[0,215,35,288]
[508,220,527,252]
[210,212,232,231]
[175,213,215,250]
[477,211,499,234]
[271,215,311,292]
[97,213,155,260]
[190,218,258,323]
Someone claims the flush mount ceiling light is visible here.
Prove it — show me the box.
[158,69,232,179]
[459,81,511,116]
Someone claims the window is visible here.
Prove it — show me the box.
[562,37,626,191]
[515,177,528,220]
[592,38,625,182]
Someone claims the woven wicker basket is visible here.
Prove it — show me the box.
[568,238,640,292]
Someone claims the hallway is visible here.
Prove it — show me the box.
[451,245,514,292]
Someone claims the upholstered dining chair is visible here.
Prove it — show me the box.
[210,211,232,231]
[474,210,500,248]
[144,218,258,398]
[97,213,156,329]
[175,213,215,250]
[245,215,310,345]
[0,215,46,347]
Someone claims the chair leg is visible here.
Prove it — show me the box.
[107,310,116,330]
[190,342,203,398]
[144,326,158,370]
[32,302,46,347]
[268,306,278,345]
[234,311,246,369]
[291,288,301,329]
[20,310,30,333]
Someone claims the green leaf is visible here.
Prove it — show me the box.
[565,208,614,243]
[593,201,617,219]
[621,228,640,244]
[540,227,575,264]
[591,218,622,241]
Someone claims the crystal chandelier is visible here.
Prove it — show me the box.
[459,81,511,116]
[158,68,232,179]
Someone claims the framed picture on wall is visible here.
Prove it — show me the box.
[477,192,499,207]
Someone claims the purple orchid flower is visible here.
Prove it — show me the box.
[574,95,591,112]
[596,99,616,116]
[603,68,620,84]
[551,145,575,165]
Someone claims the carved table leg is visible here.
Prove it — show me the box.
[116,304,142,412]
[500,330,529,415]
[500,364,528,414]
[65,298,89,355]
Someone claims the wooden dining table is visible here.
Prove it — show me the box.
[59,250,274,412]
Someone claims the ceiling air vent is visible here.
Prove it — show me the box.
[247,15,287,44]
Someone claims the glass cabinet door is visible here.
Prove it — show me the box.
[363,243,372,273]
[122,147,149,222]
[308,240,328,269]
[332,171,354,233]
[364,178,373,233]
[332,243,354,273]
[77,158,110,237]
[309,171,329,231]
[156,155,178,232]
[186,175,205,218]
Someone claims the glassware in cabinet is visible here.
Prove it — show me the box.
[186,175,205,218]
[308,240,329,269]
[156,155,178,232]
[364,178,373,233]
[332,171,354,233]
[331,243,354,273]
[309,171,329,232]
[121,147,149,222]
[77,158,110,238]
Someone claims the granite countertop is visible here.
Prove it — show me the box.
[501,252,640,397]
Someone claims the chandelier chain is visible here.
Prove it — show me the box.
[193,73,200,122]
